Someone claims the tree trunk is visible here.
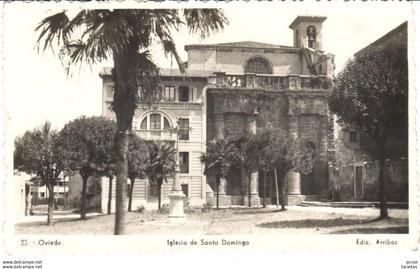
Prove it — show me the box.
[128,178,135,212]
[81,176,88,220]
[216,177,220,209]
[378,137,388,219]
[263,170,267,208]
[47,184,54,226]
[107,176,113,215]
[158,181,162,210]
[274,169,279,208]
[112,46,148,234]
[113,131,129,235]
[248,173,251,207]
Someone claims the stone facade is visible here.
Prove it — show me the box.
[100,16,335,208]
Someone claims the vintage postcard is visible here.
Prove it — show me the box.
[1,0,419,266]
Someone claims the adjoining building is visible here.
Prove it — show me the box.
[332,22,408,202]
[100,15,336,209]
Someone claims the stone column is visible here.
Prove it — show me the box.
[285,169,305,205]
[286,169,301,195]
[168,132,186,224]
[244,112,260,207]
[285,103,305,205]
[318,115,329,195]
[218,177,227,195]
[214,114,225,141]
[217,177,231,206]
[288,114,298,139]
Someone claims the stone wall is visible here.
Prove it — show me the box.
[336,159,408,202]
[187,47,304,75]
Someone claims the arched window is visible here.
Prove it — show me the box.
[307,26,316,49]
[245,58,271,74]
[137,113,171,130]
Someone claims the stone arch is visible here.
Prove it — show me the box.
[307,25,317,49]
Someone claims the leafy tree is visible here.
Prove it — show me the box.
[328,41,407,219]
[145,142,176,210]
[247,131,272,208]
[36,9,228,234]
[14,122,64,225]
[57,116,115,219]
[237,136,264,208]
[200,141,242,209]
[266,136,315,210]
[127,135,149,212]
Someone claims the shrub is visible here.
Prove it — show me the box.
[137,205,145,214]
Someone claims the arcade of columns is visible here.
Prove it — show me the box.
[209,89,331,206]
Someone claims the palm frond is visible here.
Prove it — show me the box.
[35,11,70,53]
[183,9,228,38]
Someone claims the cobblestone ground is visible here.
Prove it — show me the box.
[15,206,408,235]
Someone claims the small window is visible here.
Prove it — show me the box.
[181,184,188,197]
[349,131,358,143]
[178,118,189,140]
[179,86,189,102]
[40,193,45,198]
[163,86,175,102]
[179,152,189,174]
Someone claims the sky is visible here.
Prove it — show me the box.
[3,1,412,138]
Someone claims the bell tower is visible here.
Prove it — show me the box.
[289,16,327,50]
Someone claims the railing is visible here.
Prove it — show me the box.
[134,129,176,141]
[209,72,331,91]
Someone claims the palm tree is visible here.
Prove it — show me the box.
[145,142,176,210]
[200,141,241,209]
[35,9,228,234]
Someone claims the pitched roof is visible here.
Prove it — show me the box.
[355,21,407,56]
[185,41,295,51]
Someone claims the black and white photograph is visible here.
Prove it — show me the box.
[1,1,418,262]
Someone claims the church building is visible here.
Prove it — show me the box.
[99,16,335,210]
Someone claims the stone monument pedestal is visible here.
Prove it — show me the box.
[168,191,186,224]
